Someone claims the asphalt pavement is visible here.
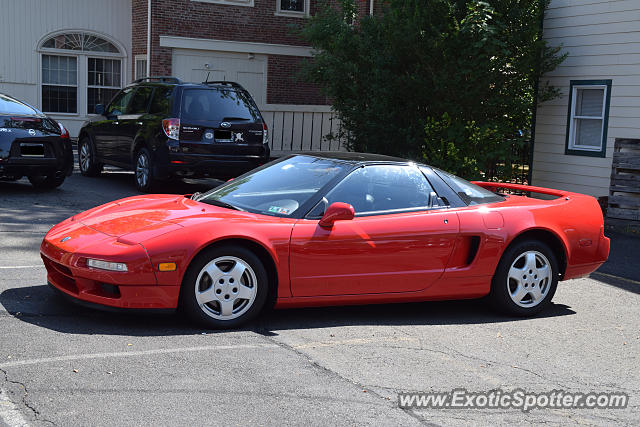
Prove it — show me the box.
[0,169,638,426]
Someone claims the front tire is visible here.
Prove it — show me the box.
[180,245,269,329]
[28,173,65,190]
[78,137,103,176]
[134,147,155,192]
[489,240,558,316]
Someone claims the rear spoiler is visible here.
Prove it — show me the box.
[472,182,572,198]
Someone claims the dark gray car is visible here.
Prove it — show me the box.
[0,93,73,189]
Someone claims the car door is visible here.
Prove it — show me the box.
[289,165,460,297]
[116,86,153,165]
[93,87,135,163]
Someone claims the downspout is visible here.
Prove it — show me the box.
[146,0,151,77]
[370,0,374,15]
[528,0,546,185]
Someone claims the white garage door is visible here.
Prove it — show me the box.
[172,49,267,106]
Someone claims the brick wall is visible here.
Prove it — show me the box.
[133,0,350,104]
[267,55,327,104]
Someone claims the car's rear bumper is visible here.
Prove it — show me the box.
[564,234,610,280]
[0,157,70,177]
[166,150,269,179]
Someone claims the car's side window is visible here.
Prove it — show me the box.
[149,87,173,115]
[323,165,435,216]
[128,87,153,114]
[106,87,135,116]
[433,169,504,206]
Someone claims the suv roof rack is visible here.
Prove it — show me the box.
[133,76,182,84]
[201,80,243,88]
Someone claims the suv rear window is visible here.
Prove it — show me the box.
[0,94,39,115]
[180,88,260,122]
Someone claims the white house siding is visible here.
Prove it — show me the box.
[0,0,131,136]
[532,0,640,197]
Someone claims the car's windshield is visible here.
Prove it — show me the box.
[196,156,348,216]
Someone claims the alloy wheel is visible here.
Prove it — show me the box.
[507,250,552,308]
[80,142,91,173]
[194,256,258,320]
[135,152,149,188]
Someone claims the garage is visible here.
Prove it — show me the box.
[171,49,267,106]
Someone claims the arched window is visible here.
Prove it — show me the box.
[39,32,125,115]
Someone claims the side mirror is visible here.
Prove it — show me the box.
[94,104,105,115]
[319,202,355,228]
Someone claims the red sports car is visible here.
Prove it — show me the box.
[41,153,610,328]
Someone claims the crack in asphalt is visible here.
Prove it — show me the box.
[253,322,438,427]
[0,367,56,426]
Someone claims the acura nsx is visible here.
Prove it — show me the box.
[41,153,610,328]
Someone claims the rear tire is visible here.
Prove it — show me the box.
[489,240,558,316]
[180,245,269,329]
[78,137,103,176]
[134,147,155,193]
[28,173,65,190]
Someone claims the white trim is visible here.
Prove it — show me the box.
[262,104,332,112]
[275,0,309,17]
[160,36,313,57]
[36,29,128,59]
[192,0,254,6]
[568,84,607,152]
[147,0,151,78]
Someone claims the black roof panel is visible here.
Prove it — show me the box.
[289,151,413,164]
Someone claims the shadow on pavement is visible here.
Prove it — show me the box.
[594,231,640,293]
[0,284,576,336]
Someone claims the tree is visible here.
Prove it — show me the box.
[299,0,565,180]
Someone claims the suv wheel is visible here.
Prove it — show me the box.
[78,137,103,176]
[134,147,155,192]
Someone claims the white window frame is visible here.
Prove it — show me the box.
[192,0,254,6]
[37,32,126,117]
[135,54,148,80]
[87,57,123,115]
[565,80,611,158]
[40,53,79,115]
[275,0,310,17]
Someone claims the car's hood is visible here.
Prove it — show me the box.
[74,194,244,242]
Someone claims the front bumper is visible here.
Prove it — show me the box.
[40,238,180,310]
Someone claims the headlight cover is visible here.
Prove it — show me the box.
[87,258,128,272]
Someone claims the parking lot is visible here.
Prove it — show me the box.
[0,169,638,426]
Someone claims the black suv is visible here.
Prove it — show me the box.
[78,77,270,192]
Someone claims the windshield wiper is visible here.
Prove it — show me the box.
[221,116,251,121]
[199,198,245,211]
[190,192,201,200]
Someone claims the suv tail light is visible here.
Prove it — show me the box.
[262,121,268,146]
[162,118,180,140]
[57,121,69,139]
